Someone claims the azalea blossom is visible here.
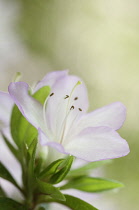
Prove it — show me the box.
[8,70,130,162]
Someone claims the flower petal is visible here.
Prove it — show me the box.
[65,126,130,162]
[77,102,126,133]
[38,128,66,154]
[8,82,45,130]
[34,70,69,92]
[38,128,67,163]
[0,91,13,128]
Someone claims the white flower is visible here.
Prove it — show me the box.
[9,70,130,162]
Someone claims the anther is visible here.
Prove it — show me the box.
[70,106,74,110]
[50,93,54,97]
[74,97,78,100]
[79,108,82,111]
[64,95,69,99]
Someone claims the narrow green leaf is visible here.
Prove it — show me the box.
[26,138,38,193]
[0,197,26,210]
[48,194,98,210]
[37,179,65,201]
[61,176,124,192]
[32,86,50,105]
[68,160,112,178]
[34,158,43,177]
[10,105,38,147]
[49,156,74,184]
[0,162,21,192]
[28,138,38,158]
[2,134,20,162]
[38,159,64,179]
[27,138,38,173]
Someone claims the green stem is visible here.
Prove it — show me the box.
[20,145,33,209]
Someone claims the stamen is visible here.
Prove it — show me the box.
[70,105,74,110]
[59,108,71,144]
[79,108,82,111]
[50,93,54,97]
[59,80,82,144]
[64,95,69,99]
[66,81,81,112]
[12,72,22,82]
[43,96,50,129]
[70,81,82,97]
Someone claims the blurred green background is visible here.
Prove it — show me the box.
[0,0,139,209]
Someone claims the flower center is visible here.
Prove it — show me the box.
[59,81,82,144]
[42,81,83,144]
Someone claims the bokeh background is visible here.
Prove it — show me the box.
[0,0,139,209]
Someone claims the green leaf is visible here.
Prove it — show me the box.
[32,86,50,105]
[48,194,98,210]
[2,134,20,162]
[67,160,112,178]
[23,138,38,196]
[38,158,64,179]
[37,179,65,201]
[28,138,38,158]
[0,162,21,192]
[61,176,124,192]
[49,156,74,184]
[0,197,26,210]
[10,105,38,147]
[27,138,38,175]
[34,158,43,177]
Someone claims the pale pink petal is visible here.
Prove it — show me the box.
[34,70,69,92]
[38,128,67,163]
[77,102,126,134]
[38,128,66,154]
[8,82,45,130]
[0,91,13,128]
[65,126,130,162]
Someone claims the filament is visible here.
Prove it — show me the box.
[43,95,50,131]
[59,81,82,144]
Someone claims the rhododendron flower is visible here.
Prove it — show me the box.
[8,70,130,161]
